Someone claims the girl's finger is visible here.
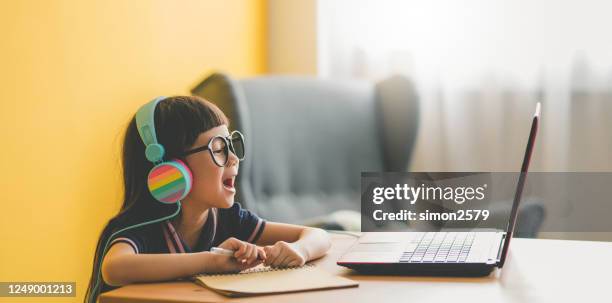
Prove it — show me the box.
[245,245,256,264]
[247,254,258,265]
[249,245,260,263]
[239,242,248,255]
[235,242,248,259]
[272,252,290,268]
[263,246,276,266]
[264,247,280,266]
[264,252,277,266]
[257,247,267,260]
[286,259,301,267]
[238,244,250,261]
[275,254,292,268]
[228,237,242,250]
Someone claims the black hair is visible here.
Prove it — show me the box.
[84,96,228,302]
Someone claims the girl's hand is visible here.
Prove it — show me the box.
[218,237,266,266]
[263,241,307,268]
[208,252,260,273]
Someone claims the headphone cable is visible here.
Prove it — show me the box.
[88,201,182,303]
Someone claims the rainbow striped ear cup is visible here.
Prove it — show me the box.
[147,159,193,204]
[137,97,194,203]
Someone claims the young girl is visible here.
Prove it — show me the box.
[85,96,331,302]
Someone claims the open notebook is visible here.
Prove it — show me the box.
[193,264,358,297]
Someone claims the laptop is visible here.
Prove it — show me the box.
[337,102,541,277]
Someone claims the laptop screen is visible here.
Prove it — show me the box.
[498,102,540,267]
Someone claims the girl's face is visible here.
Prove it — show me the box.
[183,125,239,209]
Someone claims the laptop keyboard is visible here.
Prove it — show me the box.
[399,232,475,263]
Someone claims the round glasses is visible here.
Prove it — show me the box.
[181,130,245,167]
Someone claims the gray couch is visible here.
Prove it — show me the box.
[191,73,543,236]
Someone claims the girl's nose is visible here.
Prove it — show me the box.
[226,150,239,167]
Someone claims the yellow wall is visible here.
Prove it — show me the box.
[0,1,266,302]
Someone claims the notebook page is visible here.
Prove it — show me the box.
[194,264,358,296]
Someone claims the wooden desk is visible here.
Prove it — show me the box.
[100,234,611,303]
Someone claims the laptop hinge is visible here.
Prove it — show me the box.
[495,233,506,267]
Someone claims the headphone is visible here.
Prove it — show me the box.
[136,96,193,203]
[88,96,189,303]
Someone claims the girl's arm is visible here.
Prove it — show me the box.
[255,222,331,267]
[101,237,263,286]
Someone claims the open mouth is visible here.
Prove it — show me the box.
[222,176,235,191]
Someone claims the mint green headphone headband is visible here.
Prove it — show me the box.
[136,96,166,163]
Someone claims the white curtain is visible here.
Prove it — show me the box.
[318,0,612,172]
